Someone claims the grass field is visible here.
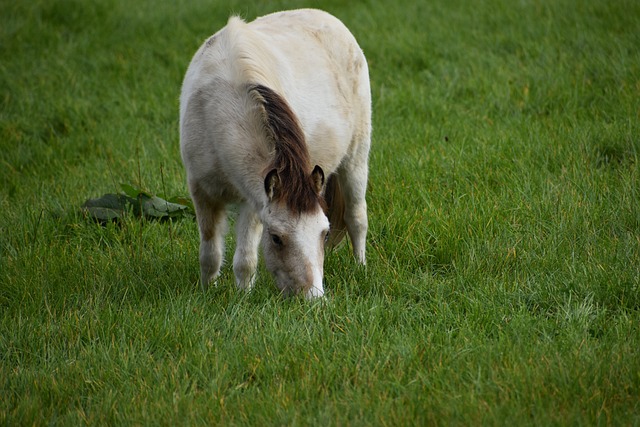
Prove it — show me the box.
[1,0,639,424]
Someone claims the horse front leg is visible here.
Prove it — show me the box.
[192,190,228,291]
[233,203,263,290]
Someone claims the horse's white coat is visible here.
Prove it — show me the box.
[180,9,371,298]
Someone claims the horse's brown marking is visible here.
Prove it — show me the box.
[205,35,217,47]
[250,84,326,213]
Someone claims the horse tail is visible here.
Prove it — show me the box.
[325,174,347,248]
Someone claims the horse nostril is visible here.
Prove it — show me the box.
[304,262,314,287]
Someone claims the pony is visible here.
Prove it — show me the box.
[179,9,371,298]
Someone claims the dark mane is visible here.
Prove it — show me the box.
[250,84,325,213]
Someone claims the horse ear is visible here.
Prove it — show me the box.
[264,169,280,201]
[311,165,325,195]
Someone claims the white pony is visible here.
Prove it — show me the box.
[179,9,371,298]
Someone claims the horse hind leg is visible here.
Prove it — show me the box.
[339,137,370,265]
[340,168,368,265]
[233,204,262,291]
[192,192,228,291]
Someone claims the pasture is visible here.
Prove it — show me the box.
[1,0,639,424]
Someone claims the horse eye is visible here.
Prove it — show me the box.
[271,234,283,246]
[323,231,330,243]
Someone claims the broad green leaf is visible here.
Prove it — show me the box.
[120,183,152,199]
[167,196,194,212]
[81,193,133,221]
[82,189,194,222]
[143,195,190,218]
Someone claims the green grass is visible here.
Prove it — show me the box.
[2,0,639,424]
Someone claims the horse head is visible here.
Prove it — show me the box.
[261,165,330,298]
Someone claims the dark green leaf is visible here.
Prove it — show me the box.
[120,183,152,199]
[81,193,134,221]
[82,189,194,222]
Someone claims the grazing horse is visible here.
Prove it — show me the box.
[179,9,371,298]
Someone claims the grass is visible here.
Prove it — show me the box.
[1,0,639,424]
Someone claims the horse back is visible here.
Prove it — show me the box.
[180,9,370,206]
[250,9,371,172]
